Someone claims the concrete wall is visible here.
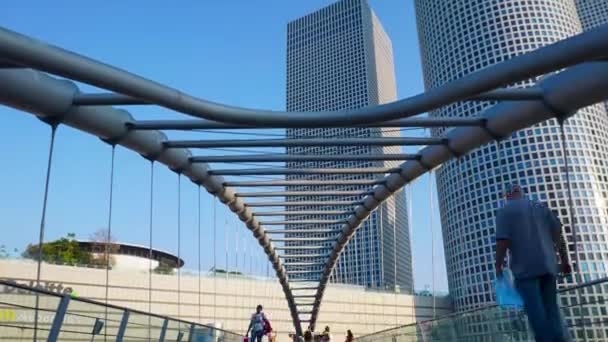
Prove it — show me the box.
[0,259,452,340]
[110,254,160,272]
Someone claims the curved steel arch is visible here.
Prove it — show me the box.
[0,69,306,334]
[0,25,607,126]
[0,24,607,335]
[307,61,608,329]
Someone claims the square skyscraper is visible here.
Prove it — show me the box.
[285,0,413,291]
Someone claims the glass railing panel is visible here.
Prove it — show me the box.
[191,324,221,342]
[58,299,123,341]
[164,318,191,341]
[355,278,608,342]
[124,311,165,340]
[0,281,61,341]
[559,277,608,341]
[0,280,246,342]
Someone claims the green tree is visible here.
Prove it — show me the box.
[22,234,92,266]
[0,245,10,259]
[153,262,175,275]
[89,228,118,268]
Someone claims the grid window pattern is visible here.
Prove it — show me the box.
[575,0,608,30]
[415,0,608,340]
[285,0,413,291]
[575,0,608,115]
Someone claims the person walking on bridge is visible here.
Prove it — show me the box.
[320,326,332,342]
[247,305,267,342]
[495,184,572,342]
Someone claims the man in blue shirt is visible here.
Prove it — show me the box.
[495,184,572,342]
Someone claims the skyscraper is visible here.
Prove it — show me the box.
[415,0,608,339]
[285,0,413,291]
[575,0,608,30]
[575,0,608,114]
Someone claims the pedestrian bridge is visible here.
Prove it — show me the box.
[0,22,608,341]
[1,278,606,340]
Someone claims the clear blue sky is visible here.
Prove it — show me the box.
[0,1,447,292]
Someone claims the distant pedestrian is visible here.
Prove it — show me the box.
[304,330,313,342]
[320,326,332,342]
[345,330,354,342]
[495,184,572,342]
[246,305,267,342]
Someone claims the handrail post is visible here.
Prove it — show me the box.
[116,309,130,342]
[159,318,168,342]
[188,323,196,342]
[47,294,70,342]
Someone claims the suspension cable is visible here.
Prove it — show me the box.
[148,161,155,338]
[408,182,415,320]
[177,173,182,321]
[392,190,398,325]
[235,216,239,316]
[359,226,365,287]
[559,123,582,277]
[354,227,360,286]
[368,209,376,288]
[104,145,116,340]
[213,195,218,324]
[380,204,385,287]
[243,230,248,313]
[429,169,436,319]
[33,124,58,342]
[225,218,229,282]
[198,186,202,324]
[559,121,588,342]
[253,236,256,313]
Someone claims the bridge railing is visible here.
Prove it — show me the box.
[355,277,608,342]
[0,279,242,341]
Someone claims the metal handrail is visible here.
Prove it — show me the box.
[354,277,608,340]
[0,279,240,336]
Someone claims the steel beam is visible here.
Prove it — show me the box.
[260,220,347,225]
[3,25,606,128]
[225,179,382,187]
[0,59,21,68]
[289,271,321,275]
[128,117,486,130]
[73,93,148,105]
[275,246,332,250]
[279,254,329,259]
[165,137,444,148]
[209,168,397,176]
[271,237,337,242]
[468,87,543,101]
[246,201,361,207]
[190,154,419,163]
[266,229,340,234]
[254,211,353,216]
[236,191,368,197]
[284,263,325,267]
